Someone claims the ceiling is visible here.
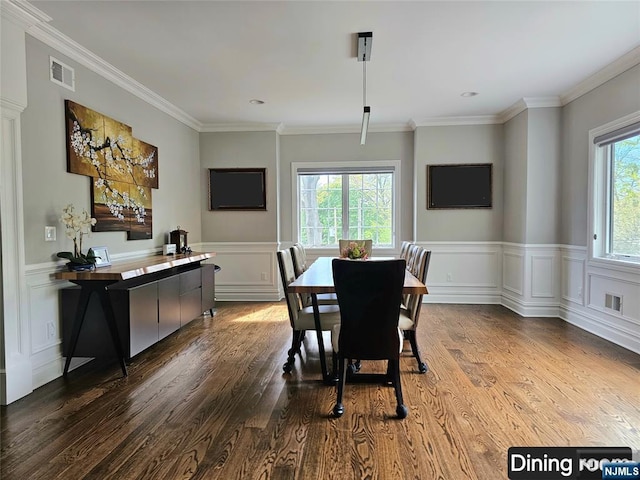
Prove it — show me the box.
[28,1,640,131]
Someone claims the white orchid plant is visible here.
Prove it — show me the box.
[57,204,99,265]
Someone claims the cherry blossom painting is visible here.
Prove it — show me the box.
[65,100,158,240]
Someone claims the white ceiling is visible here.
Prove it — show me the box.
[29,1,640,131]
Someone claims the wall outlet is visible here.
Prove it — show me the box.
[446,273,452,282]
[45,226,56,242]
[46,321,56,340]
[261,272,268,281]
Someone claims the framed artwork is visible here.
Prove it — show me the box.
[65,100,158,239]
[208,168,266,210]
[427,164,492,209]
[89,246,111,267]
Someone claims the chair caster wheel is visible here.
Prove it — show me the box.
[283,362,292,373]
[418,362,428,374]
[333,403,344,417]
[353,360,361,372]
[396,404,408,419]
[347,363,357,375]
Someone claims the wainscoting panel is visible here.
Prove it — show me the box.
[197,242,281,301]
[418,242,502,304]
[503,250,524,296]
[531,255,555,298]
[561,248,586,306]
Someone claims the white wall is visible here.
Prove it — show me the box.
[503,112,528,244]
[11,34,202,399]
[22,36,201,264]
[414,124,504,241]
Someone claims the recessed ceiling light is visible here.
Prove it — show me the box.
[461,92,479,98]
[249,99,265,105]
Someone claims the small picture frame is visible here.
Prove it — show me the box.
[89,246,111,267]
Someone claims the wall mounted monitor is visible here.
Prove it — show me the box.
[427,164,492,209]
[208,168,266,210]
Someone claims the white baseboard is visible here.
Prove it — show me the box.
[561,304,640,355]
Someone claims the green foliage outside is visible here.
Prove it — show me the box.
[612,135,640,257]
[299,173,393,247]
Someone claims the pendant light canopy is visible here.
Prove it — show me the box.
[357,32,372,145]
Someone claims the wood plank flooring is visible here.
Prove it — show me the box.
[2,302,639,479]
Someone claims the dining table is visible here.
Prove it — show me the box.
[286,256,428,383]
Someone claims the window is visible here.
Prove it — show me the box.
[591,114,640,264]
[293,162,399,248]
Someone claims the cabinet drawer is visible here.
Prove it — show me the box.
[180,268,201,294]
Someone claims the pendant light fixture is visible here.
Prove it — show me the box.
[357,32,372,145]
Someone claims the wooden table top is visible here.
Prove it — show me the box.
[287,256,428,295]
[54,252,215,282]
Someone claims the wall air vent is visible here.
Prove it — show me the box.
[50,56,75,91]
[604,293,622,313]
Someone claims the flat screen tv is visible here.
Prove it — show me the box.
[208,168,266,210]
[427,164,492,209]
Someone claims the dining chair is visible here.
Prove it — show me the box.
[399,241,413,259]
[277,249,341,374]
[290,244,338,306]
[331,258,408,419]
[399,248,432,373]
[338,239,373,258]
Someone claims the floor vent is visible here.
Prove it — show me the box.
[604,293,622,313]
[50,56,75,91]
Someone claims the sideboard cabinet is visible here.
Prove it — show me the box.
[59,253,215,371]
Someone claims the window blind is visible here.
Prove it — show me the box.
[593,121,640,146]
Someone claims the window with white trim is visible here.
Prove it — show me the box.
[293,162,398,248]
[591,114,640,264]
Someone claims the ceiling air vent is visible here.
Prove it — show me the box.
[50,56,75,91]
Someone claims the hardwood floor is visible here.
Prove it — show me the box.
[2,302,639,479]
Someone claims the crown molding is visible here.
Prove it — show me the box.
[0,0,50,29]
[279,123,413,135]
[25,20,202,131]
[199,122,283,133]
[411,115,501,128]
[561,46,640,106]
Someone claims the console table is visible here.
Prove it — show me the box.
[55,252,215,377]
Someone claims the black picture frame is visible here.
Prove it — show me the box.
[208,168,267,211]
[427,163,492,209]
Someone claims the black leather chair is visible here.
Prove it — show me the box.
[331,258,408,418]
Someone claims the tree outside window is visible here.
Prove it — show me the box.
[610,135,640,257]
[298,171,393,248]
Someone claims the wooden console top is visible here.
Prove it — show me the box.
[54,252,215,282]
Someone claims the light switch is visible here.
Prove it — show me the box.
[45,226,56,242]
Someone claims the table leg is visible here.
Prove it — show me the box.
[64,281,128,377]
[63,286,91,376]
[311,294,335,384]
[98,288,128,376]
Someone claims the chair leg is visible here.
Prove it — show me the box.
[389,359,407,419]
[333,357,347,417]
[283,330,304,373]
[407,330,428,373]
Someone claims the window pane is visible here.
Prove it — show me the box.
[299,174,342,247]
[298,170,393,248]
[610,134,640,257]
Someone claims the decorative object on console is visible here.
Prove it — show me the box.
[162,244,176,255]
[64,100,158,240]
[170,227,188,254]
[340,241,369,260]
[57,203,98,270]
[89,246,111,267]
